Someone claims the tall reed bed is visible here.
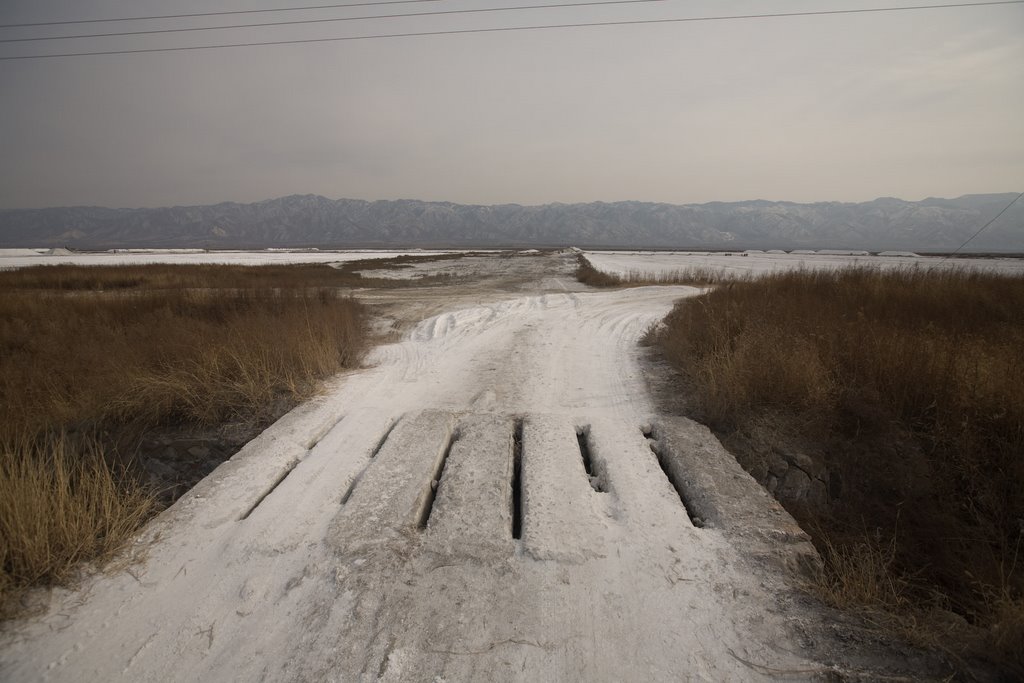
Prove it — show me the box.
[575,254,731,286]
[650,266,1024,672]
[1,287,364,433]
[0,264,367,611]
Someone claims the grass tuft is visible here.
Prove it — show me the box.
[0,433,156,616]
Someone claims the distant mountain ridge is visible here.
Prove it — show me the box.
[1,193,1021,251]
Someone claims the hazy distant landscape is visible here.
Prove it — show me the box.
[2,192,1022,251]
[3,0,1024,679]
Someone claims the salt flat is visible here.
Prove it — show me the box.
[583,249,1024,278]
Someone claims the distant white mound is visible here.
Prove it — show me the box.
[877,251,920,257]
[43,247,74,255]
[742,249,765,254]
[766,249,787,254]
[518,249,541,255]
[790,249,816,255]
[817,249,870,256]
[0,248,42,257]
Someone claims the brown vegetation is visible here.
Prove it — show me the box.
[575,253,729,287]
[0,257,459,293]
[0,266,367,435]
[0,263,369,611]
[575,254,625,287]
[649,266,1024,674]
[0,434,157,617]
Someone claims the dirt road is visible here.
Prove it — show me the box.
[0,253,917,681]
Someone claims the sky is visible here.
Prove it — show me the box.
[0,0,1022,209]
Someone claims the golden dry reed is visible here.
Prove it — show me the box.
[0,264,368,611]
[651,265,1024,674]
[0,433,157,617]
[0,265,367,435]
[575,253,731,287]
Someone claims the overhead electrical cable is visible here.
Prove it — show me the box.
[1,1,1021,61]
[942,191,1024,258]
[0,0,443,29]
[0,0,668,44]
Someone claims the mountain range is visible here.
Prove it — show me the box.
[1,193,1021,251]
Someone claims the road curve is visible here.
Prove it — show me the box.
[2,278,828,682]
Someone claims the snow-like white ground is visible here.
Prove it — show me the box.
[0,249,46,257]
[0,249,455,270]
[584,250,1024,278]
[355,254,508,280]
[0,253,920,681]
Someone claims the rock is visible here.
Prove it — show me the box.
[766,474,779,494]
[808,479,829,508]
[742,458,769,483]
[767,453,789,478]
[187,445,211,458]
[782,449,827,481]
[143,458,179,483]
[777,467,811,501]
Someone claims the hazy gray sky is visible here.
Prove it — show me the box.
[1,0,1021,209]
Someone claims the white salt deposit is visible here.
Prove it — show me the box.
[583,250,1024,278]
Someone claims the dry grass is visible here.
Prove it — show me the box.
[813,532,914,612]
[575,254,730,287]
[0,259,457,292]
[0,433,157,617]
[575,254,625,287]
[0,267,367,437]
[0,263,370,613]
[650,266,1024,673]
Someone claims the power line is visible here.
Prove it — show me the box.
[943,191,1024,258]
[2,1,1021,61]
[0,0,442,29]
[0,0,666,44]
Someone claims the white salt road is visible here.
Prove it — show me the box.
[3,264,840,681]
